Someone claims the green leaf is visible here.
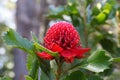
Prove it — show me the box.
[49,6,65,15]
[83,50,111,73]
[38,57,51,79]
[103,3,112,11]
[88,75,103,80]
[63,70,86,80]
[25,76,33,80]
[2,28,35,56]
[91,6,100,16]
[95,12,107,24]
[100,38,115,53]
[107,0,117,6]
[31,32,39,43]
[86,0,93,7]
[100,64,113,76]
[0,23,8,35]
[26,54,34,71]
[40,70,49,80]
[34,42,58,57]
[47,6,66,19]
[111,57,120,62]
[0,76,12,80]
[29,58,38,80]
[88,32,103,49]
[65,4,79,15]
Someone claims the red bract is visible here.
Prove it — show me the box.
[37,21,90,63]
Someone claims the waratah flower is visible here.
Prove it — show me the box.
[37,21,90,63]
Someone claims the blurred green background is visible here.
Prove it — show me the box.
[0,0,120,80]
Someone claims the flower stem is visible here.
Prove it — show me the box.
[55,59,63,80]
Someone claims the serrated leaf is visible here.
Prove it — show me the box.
[83,50,111,73]
[29,58,38,79]
[63,70,86,80]
[26,54,34,71]
[25,76,33,80]
[2,28,35,56]
[26,54,39,80]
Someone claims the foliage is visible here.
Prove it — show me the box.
[2,0,120,80]
[83,50,111,73]
[46,0,120,79]
[0,76,12,80]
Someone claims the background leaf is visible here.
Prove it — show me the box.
[111,57,120,62]
[25,76,33,80]
[63,70,86,80]
[0,76,12,80]
[88,75,103,80]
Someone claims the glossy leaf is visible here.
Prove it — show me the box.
[25,76,33,80]
[2,28,35,56]
[100,38,115,53]
[95,12,107,24]
[63,70,86,80]
[28,58,38,80]
[88,75,103,80]
[83,50,111,73]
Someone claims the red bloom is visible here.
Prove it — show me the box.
[37,21,90,63]
[37,52,54,60]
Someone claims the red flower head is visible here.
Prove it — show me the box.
[37,21,90,63]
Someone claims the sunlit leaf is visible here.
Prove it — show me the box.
[2,28,35,56]
[83,50,111,73]
[103,3,112,11]
[25,76,33,80]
